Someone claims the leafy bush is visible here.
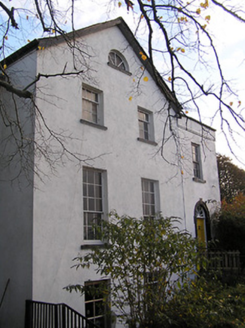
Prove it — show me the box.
[66,213,245,328]
[161,277,245,328]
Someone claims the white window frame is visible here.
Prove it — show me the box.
[141,178,160,218]
[108,50,129,72]
[191,143,203,179]
[82,84,103,126]
[138,107,155,143]
[84,280,110,328]
[83,167,107,242]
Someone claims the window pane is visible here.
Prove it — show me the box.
[83,168,104,240]
[95,185,102,198]
[85,280,109,328]
[108,51,127,71]
[95,300,104,316]
[95,172,102,185]
[96,199,102,211]
[87,227,95,240]
[87,170,95,183]
[82,88,99,124]
[86,302,94,317]
[150,193,155,204]
[142,179,157,218]
[88,184,94,197]
[138,109,151,141]
[192,144,201,178]
[83,198,87,211]
[89,198,95,210]
[138,111,145,121]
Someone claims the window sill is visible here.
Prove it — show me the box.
[137,137,158,146]
[80,119,108,130]
[107,62,132,76]
[80,242,105,250]
[192,177,206,184]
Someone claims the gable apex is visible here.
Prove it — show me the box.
[2,17,182,115]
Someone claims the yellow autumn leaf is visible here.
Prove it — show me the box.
[181,48,185,53]
[196,8,201,14]
[229,102,233,106]
[129,96,133,101]
[168,76,172,81]
[27,39,31,43]
[141,54,147,61]
[201,0,209,8]
[133,78,135,82]
[3,64,7,70]
[140,66,144,70]
[181,155,184,159]
[205,15,211,21]
[143,76,148,82]
[52,29,55,34]
[238,100,241,107]
[42,47,45,50]
[185,110,188,114]
[5,36,8,40]
[26,15,29,20]
[202,24,207,29]
[38,46,42,50]
[140,14,144,19]
[118,1,122,7]
[181,170,184,175]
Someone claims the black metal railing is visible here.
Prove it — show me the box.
[25,300,100,328]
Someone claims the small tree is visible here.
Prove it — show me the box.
[217,154,245,202]
[215,193,245,267]
[66,213,206,328]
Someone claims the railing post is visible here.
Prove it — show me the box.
[62,304,66,328]
[55,303,59,328]
[25,300,32,328]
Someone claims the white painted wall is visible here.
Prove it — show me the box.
[0,22,220,328]
[31,24,220,323]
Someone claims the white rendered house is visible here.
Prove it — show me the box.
[0,17,220,328]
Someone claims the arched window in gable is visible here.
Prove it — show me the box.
[108,50,129,72]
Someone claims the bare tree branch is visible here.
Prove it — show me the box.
[0,78,32,99]
[0,2,18,29]
[211,0,245,23]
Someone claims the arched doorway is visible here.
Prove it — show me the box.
[194,201,211,246]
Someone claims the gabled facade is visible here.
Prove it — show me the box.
[0,17,220,328]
